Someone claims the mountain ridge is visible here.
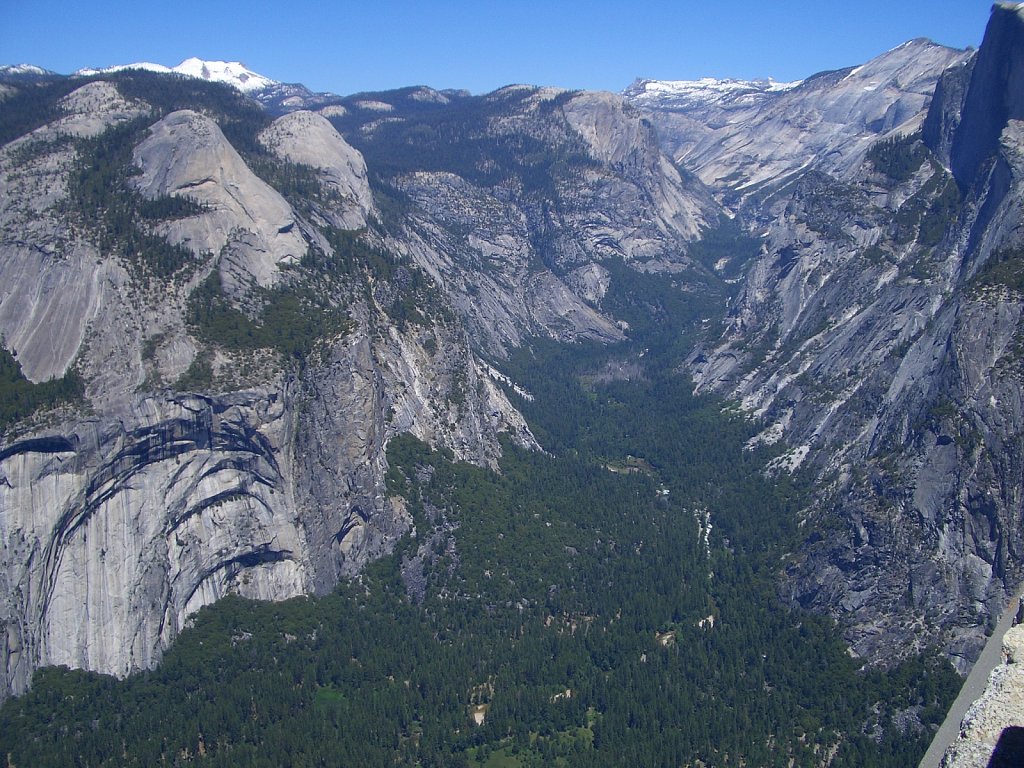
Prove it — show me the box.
[75,57,278,93]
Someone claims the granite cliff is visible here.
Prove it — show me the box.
[0,70,712,697]
[626,3,1024,673]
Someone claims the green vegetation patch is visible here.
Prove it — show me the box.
[0,77,85,146]
[867,133,929,183]
[0,345,83,434]
[336,88,598,199]
[0,357,960,766]
[687,216,763,282]
[186,271,353,361]
[971,246,1024,293]
[894,166,961,249]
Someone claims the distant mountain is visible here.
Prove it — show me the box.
[0,64,57,79]
[622,76,800,111]
[251,80,344,112]
[68,57,355,113]
[626,38,972,198]
[75,57,277,93]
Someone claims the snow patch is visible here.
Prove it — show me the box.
[624,76,801,110]
[0,64,56,76]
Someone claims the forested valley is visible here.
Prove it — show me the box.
[0,256,961,767]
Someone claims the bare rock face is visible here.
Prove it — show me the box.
[259,110,375,230]
[922,57,975,169]
[952,2,1024,188]
[394,170,625,354]
[371,87,720,355]
[53,80,150,138]
[0,78,542,700]
[941,623,1024,767]
[0,311,536,697]
[0,81,150,384]
[0,242,113,384]
[133,109,306,290]
[0,391,309,693]
[560,91,713,246]
[630,40,972,199]
[684,6,1024,673]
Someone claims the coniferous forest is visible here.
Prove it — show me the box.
[0,263,961,767]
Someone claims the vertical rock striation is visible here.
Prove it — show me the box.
[951,3,1024,189]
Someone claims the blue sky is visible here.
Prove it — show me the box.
[1,0,994,95]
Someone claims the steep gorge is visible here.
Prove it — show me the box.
[630,3,1024,673]
[1,6,1022,731]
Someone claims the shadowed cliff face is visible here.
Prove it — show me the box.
[951,3,1024,189]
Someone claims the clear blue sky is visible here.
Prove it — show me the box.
[1,0,994,96]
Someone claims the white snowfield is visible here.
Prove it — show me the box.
[75,57,277,93]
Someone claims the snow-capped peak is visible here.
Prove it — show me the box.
[76,61,172,77]
[0,64,56,77]
[171,58,277,92]
[75,58,277,93]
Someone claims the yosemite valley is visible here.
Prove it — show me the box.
[1,4,1023,766]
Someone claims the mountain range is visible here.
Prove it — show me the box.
[1,3,1024,765]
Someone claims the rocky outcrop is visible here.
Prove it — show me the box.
[0,81,150,384]
[133,109,306,291]
[951,3,1024,189]
[941,622,1024,767]
[393,170,625,353]
[374,87,718,354]
[0,391,308,693]
[52,80,150,138]
[0,304,536,697]
[629,39,972,199]
[258,110,375,230]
